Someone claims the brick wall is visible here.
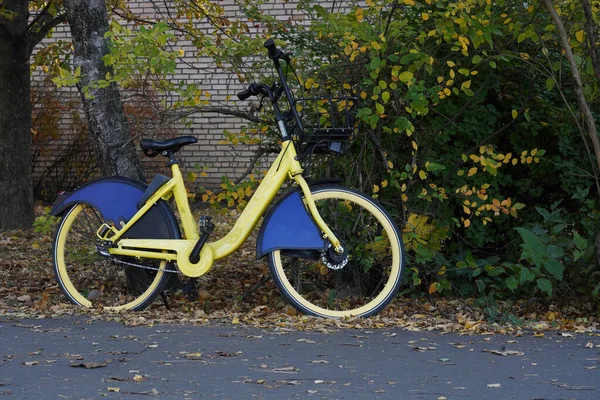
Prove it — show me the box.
[32,0,346,196]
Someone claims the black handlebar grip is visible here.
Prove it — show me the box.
[264,38,278,59]
[237,88,253,101]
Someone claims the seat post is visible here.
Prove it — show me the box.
[164,151,179,166]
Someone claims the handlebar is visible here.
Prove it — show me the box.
[264,38,279,59]
[237,38,304,136]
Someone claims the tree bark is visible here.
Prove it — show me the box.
[543,0,600,183]
[0,2,34,230]
[581,0,600,84]
[63,0,144,180]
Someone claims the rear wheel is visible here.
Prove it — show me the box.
[52,203,172,311]
[267,185,404,318]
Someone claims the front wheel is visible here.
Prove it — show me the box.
[267,185,405,318]
[52,203,173,311]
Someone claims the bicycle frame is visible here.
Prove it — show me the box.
[107,140,341,277]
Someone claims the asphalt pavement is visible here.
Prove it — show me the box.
[1,316,599,399]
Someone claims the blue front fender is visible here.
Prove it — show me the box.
[49,176,180,240]
[256,189,327,259]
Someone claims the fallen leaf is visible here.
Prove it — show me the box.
[584,342,594,349]
[271,366,298,372]
[310,360,329,364]
[487,383,501,388]
[71,361,109,369]
[484,349,524,356]
[184,352,202,360]
[297,339,317,344]
[23,361,38,366]
[107,387,120,393]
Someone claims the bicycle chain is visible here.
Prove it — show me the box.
[109,256,181,274]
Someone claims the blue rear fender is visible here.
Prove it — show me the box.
[256,187,328,259]
[50,176,180,240]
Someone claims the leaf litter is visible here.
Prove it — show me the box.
[1,210,599,335]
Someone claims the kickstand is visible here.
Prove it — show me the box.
[160,291,171,310]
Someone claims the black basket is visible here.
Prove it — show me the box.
[293,95,358,154]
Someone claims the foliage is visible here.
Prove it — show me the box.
[24,0,600,309]
[225,0,600,307]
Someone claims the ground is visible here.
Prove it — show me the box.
[0,204,598,334]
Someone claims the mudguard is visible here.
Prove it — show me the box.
[256,181,340,259]
[49,176,180,240]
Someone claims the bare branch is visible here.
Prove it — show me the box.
[233,146,280,184]
[581,0,600,84]
[26,0,53,33]
[27,14,66,52]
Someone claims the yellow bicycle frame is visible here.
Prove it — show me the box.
[107,140,341,277]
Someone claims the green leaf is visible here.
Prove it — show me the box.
[545,78,555,91]
[542,258,564,280]
[573,232,587,251]
[369,57,381,70]
[515,227,545,267]
[382,91,390,103]
[517,32,527,43]
[375,103,385,114]
[537,278,553,296]
[505,276,519,291]
[472,55,482,64]
[520,266,536,283]
[399,71,414,83]
[476,279,486,292]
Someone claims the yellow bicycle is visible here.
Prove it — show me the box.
[50,39,405,318]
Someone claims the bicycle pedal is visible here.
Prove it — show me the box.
[199,216,215,234]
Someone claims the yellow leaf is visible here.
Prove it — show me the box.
[360,91,367,99]
[468,167,478,177]
[371,41,382,50]
[447,61,456,68]
[419,170,427,180]
[422,12,429,21]
[412,141,418,151]
[463,205,471,214]
[403,0,415,5]
[232,317,240,324]
[428,282,438,294]
[355,7,364,21]
[108,388,120,393]
[512,158,518,166]
[576,30,584,43]
[387,160,394,169]
[438,266,447,276]
[201,194,208,202]
[373,184,380,193]
[461,80,471,89]
[464,219,471,227]
[382,180,388,188]
[511,110,518,119]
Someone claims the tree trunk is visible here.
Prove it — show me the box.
[581,0,600,84]
[543,0,600,182]
[63,0,144,180]
[0,3,34,231]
